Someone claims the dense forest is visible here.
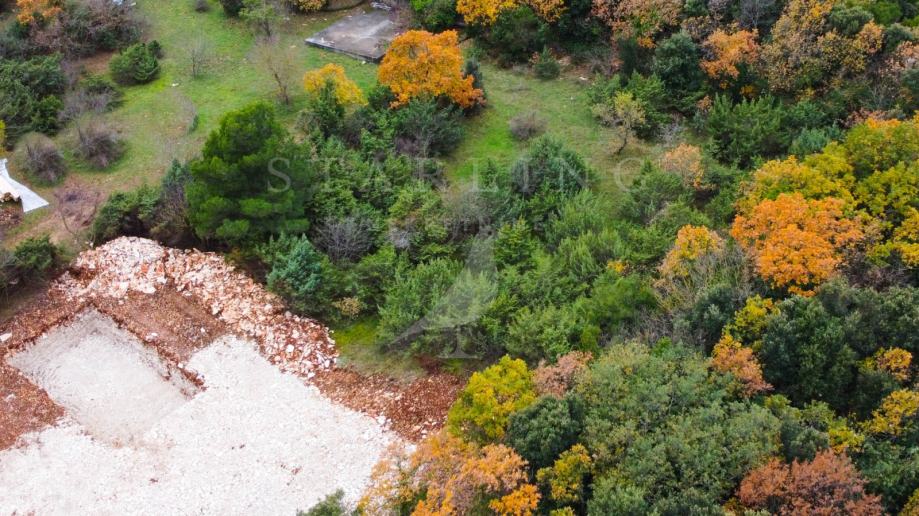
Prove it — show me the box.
[2,0,919,513]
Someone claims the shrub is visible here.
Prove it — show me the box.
[447,355,537,443]
[0,55,66,141]
[393,99,464,158]
[505,395,584,469]
[533,47,560,79]
[14,134,66,185]
[74,118,124,168]
[414,0,458,31]
[298,490,349,516]
[262,234,324,314]
[509,111,546,141]
[483,7,547,66]
[194,0,211,11]
[301,81,345,137]
[60,76,123,122]
[706,94,785,167]
[220,0,245,15]
[12,236,58,280]
[90,185,160,243]
[109,42,160,86]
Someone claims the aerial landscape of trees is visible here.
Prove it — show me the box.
[2,0,919,512]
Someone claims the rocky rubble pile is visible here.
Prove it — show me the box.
[63,237,338,377]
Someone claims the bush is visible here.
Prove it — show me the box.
[509,111,546,141]
[60,76,123,122]
[505,395,584,469]
[0,55,66,141]
[74,118,124,168]
[392,99,464,158]
[220,0,245,15]
[109,42,160,86]
[14,134,66,185]
[194,0,212,11]
[706,94,785,167]
[414,0,457,31]
[298,490,350,516]
[12,236,58,280]
[482,6,547,66]
[262,234,325,314]
[533,48,560,79]
[90,185,160,243]
[300,81,345,137]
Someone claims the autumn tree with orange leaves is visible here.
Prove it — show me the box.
[731,193,863,295]
[711,334,771,397]
[359,430,540,515]
[701,29,760,88]
[738,450,884,515]
[16,0,62,24]
[378,30,484,109]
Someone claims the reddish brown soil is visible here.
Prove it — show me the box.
[1,270,462,448]
[0,363,64,450]
[315,368,463,442]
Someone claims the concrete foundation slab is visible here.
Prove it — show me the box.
[305,8,401,62]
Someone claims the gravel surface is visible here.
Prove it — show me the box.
[0,336,398,514]
[8,311,196,445]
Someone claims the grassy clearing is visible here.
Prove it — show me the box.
[330,317,425,379]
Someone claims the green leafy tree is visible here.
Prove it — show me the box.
[759,295,858,411]
[651,32,705,111]
[186,102,312,246]
[505,395,584,470]
[109,43,160,85]
[706,94,786,167]
[577,342,781,513]
[263,235,324,314]
[447,355,538,443]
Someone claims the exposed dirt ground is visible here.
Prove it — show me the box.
[0,237,461,450]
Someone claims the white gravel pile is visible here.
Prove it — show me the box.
[0,337,398,514]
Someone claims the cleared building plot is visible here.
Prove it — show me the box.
[1,315,396,514]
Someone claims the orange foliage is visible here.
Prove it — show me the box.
[711,334,771,397]
[378,30,484,108]
[738,450,883,515]
[360,430,539,515]
[701,29,760,85]
[16,0,62,24]
[661,144,706,190]
[731,193,863,295]
[532,351,592,398]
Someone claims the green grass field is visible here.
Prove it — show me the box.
[6,0,659,248]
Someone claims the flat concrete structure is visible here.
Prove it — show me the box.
[306,8,401,62]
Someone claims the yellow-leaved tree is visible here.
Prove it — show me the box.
[303,64,366,106]
[16,0,62,24]
[456,0,566,25]
[378,30,484,108]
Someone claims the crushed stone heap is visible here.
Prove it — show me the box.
[61,237,338,378]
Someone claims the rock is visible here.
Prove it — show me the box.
[0,332,11,343]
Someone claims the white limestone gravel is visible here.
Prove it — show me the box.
[0,336,398,515]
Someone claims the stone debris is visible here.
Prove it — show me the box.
[64,237,338,378]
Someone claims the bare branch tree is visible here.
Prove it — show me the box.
[188,38,213,79]
[251,39,298,105]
